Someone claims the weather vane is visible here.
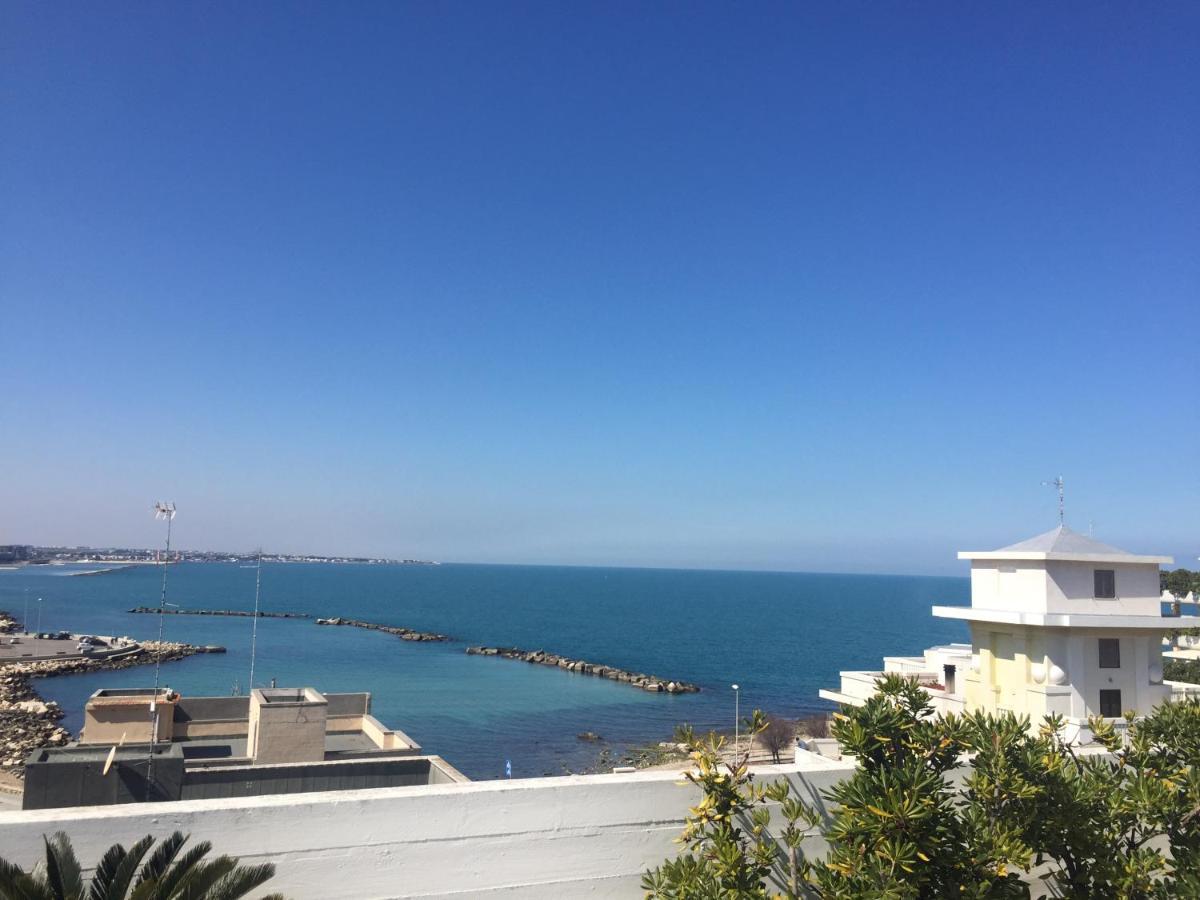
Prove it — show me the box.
[1041,476,1064,526]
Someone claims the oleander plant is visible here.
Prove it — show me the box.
[644,674,1200,899]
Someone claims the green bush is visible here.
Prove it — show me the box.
[645,675,1200,899]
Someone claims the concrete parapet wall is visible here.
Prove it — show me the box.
[0,762,848,898]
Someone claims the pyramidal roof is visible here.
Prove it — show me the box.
[959,525,1172,564]
[996,525,1131,556]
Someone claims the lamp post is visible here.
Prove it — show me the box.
[732,683,740,759]
[36,597,42,634]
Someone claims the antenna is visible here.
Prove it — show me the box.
[248,548,263,691]
[146,501,175,801]
[1041,476,1065,526]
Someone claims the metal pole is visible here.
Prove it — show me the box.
[36,598,42,633]
[249,549,262,690]
[147,502,175,801]
[732,684,740,760]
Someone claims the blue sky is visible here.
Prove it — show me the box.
[1,3,1197,574]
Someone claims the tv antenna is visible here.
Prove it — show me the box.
[1041,476,1065,526]
[248,548,263,691]
[146,501,175,801]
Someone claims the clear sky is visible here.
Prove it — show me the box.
[2,3,1197,575]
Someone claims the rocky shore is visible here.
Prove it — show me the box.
[128,606,311,619]
[314,617,449,642]
[0,611,204,771]
[465,646,700,694]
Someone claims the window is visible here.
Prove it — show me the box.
[1094,569,1116,598]
[1099,689,1123,718]
[1099,638,1121,669]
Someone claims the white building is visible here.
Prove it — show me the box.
[822,526,1200,735]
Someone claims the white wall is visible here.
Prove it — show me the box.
[970,562,1049,612]
[1046,562,1161,616]
[969,561,1162,617]
[0,763,848,899]
[1075,629,1169,717]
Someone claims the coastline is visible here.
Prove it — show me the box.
[0,610,204,773]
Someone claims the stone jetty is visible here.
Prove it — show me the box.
[0,618,204,770]
[465,646,700,694]
[129,606,311,619]
[314,617,449,642]
[126,607,447,643]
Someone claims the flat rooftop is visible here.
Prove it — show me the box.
[176,731,385,762]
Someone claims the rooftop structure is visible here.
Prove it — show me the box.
[822,526,1200,738]
[23,686,466,809]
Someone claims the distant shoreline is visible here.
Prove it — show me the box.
[72,563,156,576]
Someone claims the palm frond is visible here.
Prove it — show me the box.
[86,845,127,900]
[169,858,234,900]
[43,834,83,900]
[0,854,55,900]
[152,843,211,900]
[133,834,187,890]
[200,864,276,900]
[98,838,153,900]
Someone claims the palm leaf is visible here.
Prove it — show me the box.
[151,843,210,900]
[200,864,276,900]
[170,858,234,900]
[0,855,55,900]
[133,835,187,891]
[97,838,153,900]
[43,834,83,900]
[86,846,127,900]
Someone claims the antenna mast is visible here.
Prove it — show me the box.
[1041,476,1064,526]
[147,501,176,800]
[249,548,263,691]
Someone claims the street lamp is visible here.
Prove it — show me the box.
[732,683,740,759]
[36,597,43,634]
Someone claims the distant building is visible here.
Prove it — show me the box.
[23,686,466,809]
[821,526,1200,740]
[0,545,32,563]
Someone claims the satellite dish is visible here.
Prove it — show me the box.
[102,731,127,776]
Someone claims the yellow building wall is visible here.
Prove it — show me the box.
[963,626,1049,722]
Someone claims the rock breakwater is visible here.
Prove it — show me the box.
[314,617,449,642]
[465,646,700,694]
[129,606,310,619]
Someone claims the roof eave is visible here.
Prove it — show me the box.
[958,551,1173,565]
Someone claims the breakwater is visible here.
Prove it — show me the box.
[128,606,311,619]
[465,646,700,694]
[314,617,449,642]
[125,607,447,642]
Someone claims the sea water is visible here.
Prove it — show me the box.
[0,562,968,778]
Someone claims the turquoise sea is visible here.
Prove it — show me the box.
[0,562,968,779]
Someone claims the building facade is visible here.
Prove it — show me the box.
[822,526,1200,737]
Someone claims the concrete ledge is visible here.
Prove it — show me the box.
[0,763,842,899]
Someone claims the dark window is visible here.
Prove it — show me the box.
[1094,569,1116,598]
[1099,689,1123,718]
[1099,638,1121,669]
